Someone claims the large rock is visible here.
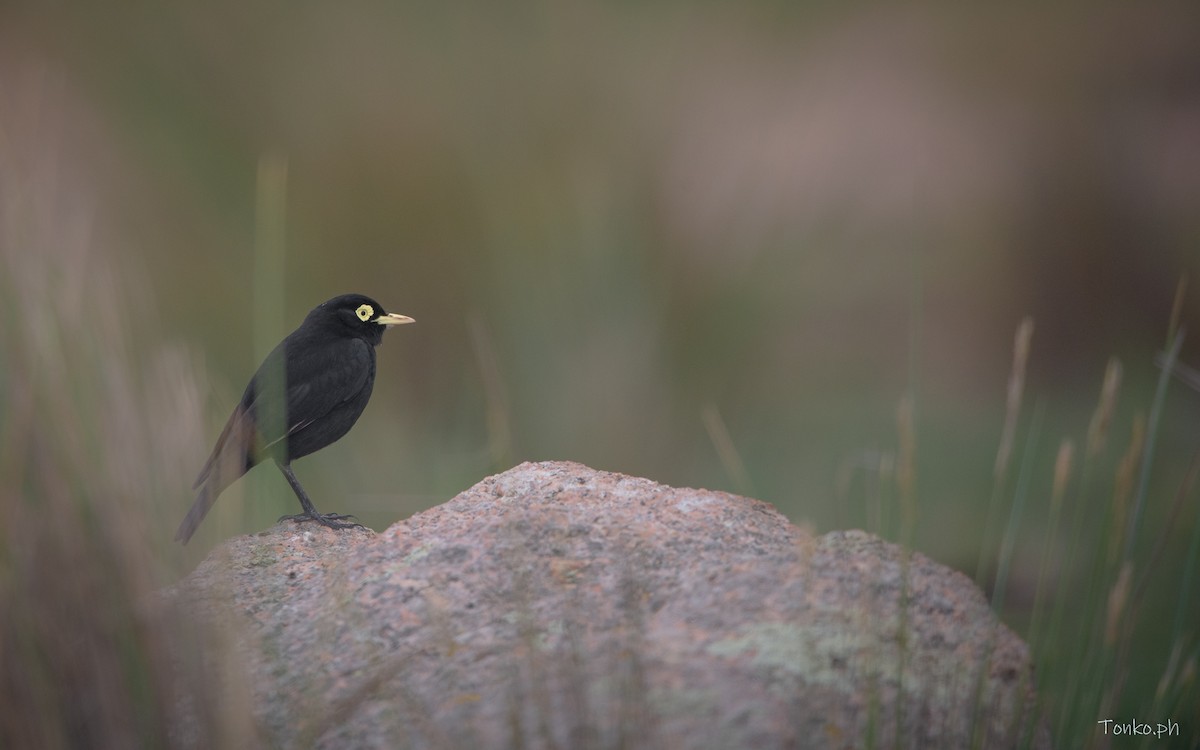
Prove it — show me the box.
[165,461,1049,749]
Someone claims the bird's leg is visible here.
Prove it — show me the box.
[276,463,364,531]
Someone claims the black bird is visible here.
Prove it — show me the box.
[175,293,414,544]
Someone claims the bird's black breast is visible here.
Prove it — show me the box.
[244,332,378,463]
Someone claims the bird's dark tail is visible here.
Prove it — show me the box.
[176,403,258,544]
[175,483,217,544]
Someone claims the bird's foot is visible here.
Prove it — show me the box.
[278,511,365,531]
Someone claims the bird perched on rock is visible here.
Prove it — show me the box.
[175,293,414,544]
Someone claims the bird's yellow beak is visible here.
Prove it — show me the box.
[374,312,415,326]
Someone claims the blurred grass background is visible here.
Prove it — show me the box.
[2,1,1198,746]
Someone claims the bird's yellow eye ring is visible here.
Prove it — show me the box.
[355,304,374,322]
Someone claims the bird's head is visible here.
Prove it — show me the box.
[315,293,414,345]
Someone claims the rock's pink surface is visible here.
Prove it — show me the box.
[168,461,1049,749]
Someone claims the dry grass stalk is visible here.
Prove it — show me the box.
[1085,358,1122,459]
[1108,414,1145,565]
[1104,561,1132,649]
[995,317,1034,482]
[702,402,752,496]
[1166,275,1187,346]
[1050,439,1073,518]
[895,394,917,534]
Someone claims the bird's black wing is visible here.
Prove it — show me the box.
[191,335,371,483]
[258,334,374,456]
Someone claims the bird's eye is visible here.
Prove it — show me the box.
[355,304,374,322]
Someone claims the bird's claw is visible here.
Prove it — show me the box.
[278,511,365,531]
